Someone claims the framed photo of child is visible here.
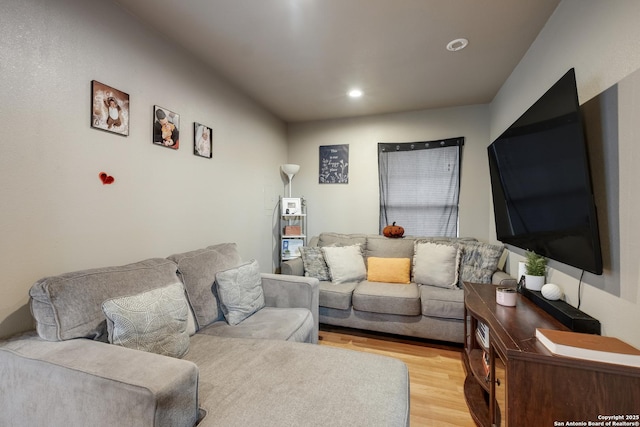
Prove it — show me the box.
[194,122,212,158]
[91,81,130,136]
[153,105,180,149]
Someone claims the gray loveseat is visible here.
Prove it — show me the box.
[0,243,410,427]
[282,233,516,344]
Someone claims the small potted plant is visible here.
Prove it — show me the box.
[524,250,546,291]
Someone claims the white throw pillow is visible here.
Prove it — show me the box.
[215,259,265,325]
[321,244,367,284]
[102,282,190,358]
[413,242,461,289]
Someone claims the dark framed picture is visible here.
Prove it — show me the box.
[194,122,212,158]
[319,144,349,183]
[153,105,180,149]
[91,81,129,136]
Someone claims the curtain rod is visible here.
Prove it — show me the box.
[378,137,464,153]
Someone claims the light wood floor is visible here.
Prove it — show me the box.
[318,325,475,427]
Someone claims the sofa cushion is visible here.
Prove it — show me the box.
[319,281,358,310]
[317,232,367,248]
[29,258,182,342]
[197,307,314,342]
[353,281,421,316]
[215,260,265,326]
[460,241,505,284]
[365,235,415,260]
[183,335,410,427]
[299,246,330,281]
[101,282,190,358]
[321,245,367,284]
[168,243,243,330]
[0,332,200,427]
[412,241,461,289]
[367,257,411,284]
[420,285,465,320]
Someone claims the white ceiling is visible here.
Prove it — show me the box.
[114,0,560,123]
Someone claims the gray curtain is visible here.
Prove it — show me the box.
[379,137,464,237]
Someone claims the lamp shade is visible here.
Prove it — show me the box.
[281,164,300,197]
[281,164,300,177]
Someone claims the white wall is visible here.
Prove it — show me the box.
[287,105,490,240]
[490,0,640,347]
[0,0,287,339]
[5,0,638,348]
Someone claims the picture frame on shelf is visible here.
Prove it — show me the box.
[282,238,304,260]
[153,105,180,149]
[91,80,129,136]
[282,197,301,215]
[194,122,212,158]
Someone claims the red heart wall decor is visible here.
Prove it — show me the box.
[99,172,115,185]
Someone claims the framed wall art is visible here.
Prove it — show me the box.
[153,105,180,149]
[319,144,349,183]
[91,80,129,136]
[194,122,212,158]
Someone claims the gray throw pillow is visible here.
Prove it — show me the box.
[412,241,461,289]
[215,259,265,325]
[101,282,190,358]
[321,244,367,284]
[299,246,330,281]
[167,243,243,330]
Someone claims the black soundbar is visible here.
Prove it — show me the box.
[520,287,601,335]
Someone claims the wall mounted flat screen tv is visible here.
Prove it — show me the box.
[488,68,603,274]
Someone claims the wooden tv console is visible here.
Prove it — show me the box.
[462,281,640,427]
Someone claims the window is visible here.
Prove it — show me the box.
[378,137,464,237]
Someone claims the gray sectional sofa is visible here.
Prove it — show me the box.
[282,232,516,344]
[0,243,410,427]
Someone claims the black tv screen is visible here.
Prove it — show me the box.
[488,68,603,274]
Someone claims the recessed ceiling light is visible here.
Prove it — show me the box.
[446,38,469,52]
[348,89,363,98]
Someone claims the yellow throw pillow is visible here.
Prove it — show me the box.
[367,257,411,284]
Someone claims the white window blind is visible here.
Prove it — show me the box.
[378,137,464,237]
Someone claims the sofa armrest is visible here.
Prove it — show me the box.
[280,257,304,276]
[492,269,518,287]
[261,273,320,343]
[0,332,199,427]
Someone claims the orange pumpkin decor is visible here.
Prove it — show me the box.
[383,222,405,238]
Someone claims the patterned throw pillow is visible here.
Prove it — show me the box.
[412,241,461,289]
[102,282,190,358]
[299,246,330,281]
[215,260,265,325]
[460,242,505,284]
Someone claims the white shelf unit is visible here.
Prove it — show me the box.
[280,197,306,263]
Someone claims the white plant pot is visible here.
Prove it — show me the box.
[518,262,526,280]
[525,274,545,291]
